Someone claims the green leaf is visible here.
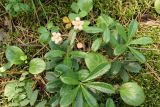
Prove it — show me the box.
[47,22,54,30]
[129,47,146,63]
[79,11,88,17]
[155,0,160,14]
[78,69,89,81]
[55,64,72,75]
[68,13,79,21]
[103,28,110,43]
[107,61,122,76]
[6,46,26,64]
[39,32,50,44]
[0,62,13,72]
[119,70,129,82]
[116,23,127,42]
[114,44,127,55]
[38,26,48,34]
[70,51,87,58]
[60,85,73,96]
[45,72,57,82]
[71,2,79,13]
[85,82,115,94]
[120,82,145,106]
[73,90,84,107]
[20,99,30,107]
[84,27,103,33]
[81,86,98,107]
[29,58,46,74]
[46,80,62,93]
[60,86,79,107]
[130,37,153,45]
[128,19,138,40]
[97,14,114,30]
[60,72,80,85]
[106,98,116,107]
[84,63,111,82]
[44,50,65,60]
[35,100,47,107]
[85,53,108,72]
[48,94,60,107]
[124,62,141,73]
[77,0,93,13]
[91,38,102,52]
[69,29,77,48]
[4,81,17,101]
[30,90,39,106]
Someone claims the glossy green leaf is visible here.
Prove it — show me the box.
[48,94,60,107]
[130,37,153,45]
[6,46,26,64]
[60,86,79,107]
[120,82,145,106]
[60,72,80,85]
[44,50,65,60]
[91,38,102,52]
[129,47,146,63]
[114,44,127,55]
[84,63,111,82]
[128,19,138,40]
[106,98,116,107]
[45,72,57,82]
[124,62,141,73]
[103,28,110,43]
[78,69,89,81]
[60,85,73,96]
[46,80,62,93]
[35,100,47,107]
[82,86,98,107]
[85,53,108,72]
[77,0,93,13]
[29,58,46,74]
[155,0,160,14]
[85,82,115,94]
[55,64,72,75]
[84,27,103,33]
[116,23,127,42]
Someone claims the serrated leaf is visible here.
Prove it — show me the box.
[129,47,146,63]
[29,58,46,74]
[91,38,102,52]
[81,86,98,107]
[6,46,26,64]
[128,19,138,40]
[85,53,108,72]
[120,82,145,106]
[85,82,115,94]
[130,37,153,45]
[60,86,79,107]
[106,98,116,107]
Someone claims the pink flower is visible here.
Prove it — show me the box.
[72,17,84,30]
[77,42,83,49]
[51,32,63,44]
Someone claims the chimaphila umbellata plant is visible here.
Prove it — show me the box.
[0,0,154,107]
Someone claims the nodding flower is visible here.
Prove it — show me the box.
[51,32,63,44]
[72,17,84,30]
